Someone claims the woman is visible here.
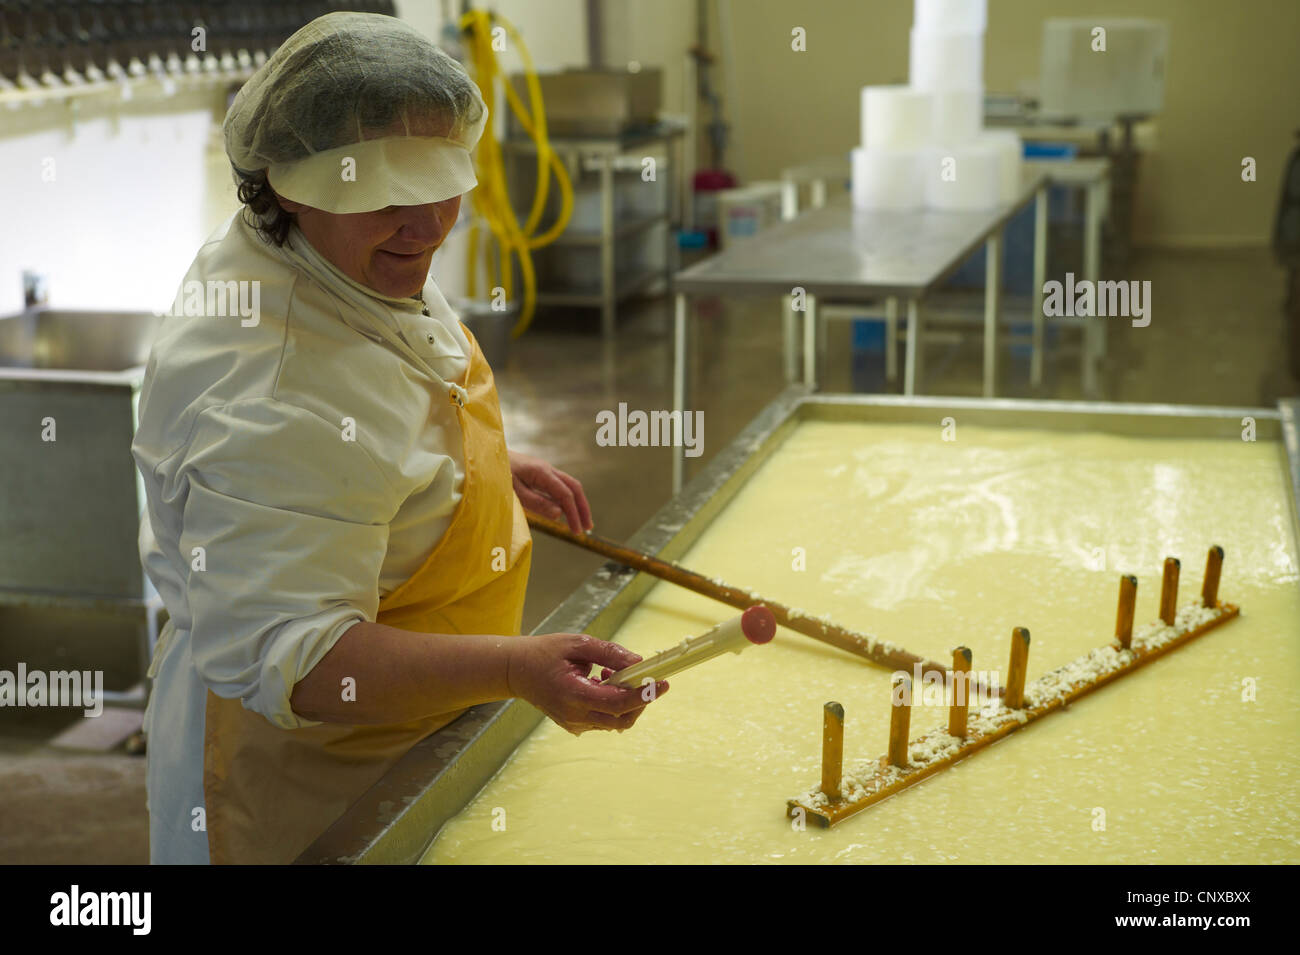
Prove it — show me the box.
[132,12,665,865]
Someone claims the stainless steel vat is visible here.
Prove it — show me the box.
[0,308,160,600]
[0,307,160,373]
[508,68,663,138]
[0,307,164,702]
[298,389,1300,863]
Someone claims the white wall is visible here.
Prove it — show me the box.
[397,0,591,71]
[722,0,1300,247]
[0,87,231,316]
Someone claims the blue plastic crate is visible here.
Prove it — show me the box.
[852,317,886,351]
[944,202,1038,295]
[943,141,1084,295]
[1007,321,1061,359]
[1023,141,1078,159]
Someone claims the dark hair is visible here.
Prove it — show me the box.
[234,169,294,246]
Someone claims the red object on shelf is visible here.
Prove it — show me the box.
[692,168,737,249]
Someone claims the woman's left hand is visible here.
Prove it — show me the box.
[509,450,594,533]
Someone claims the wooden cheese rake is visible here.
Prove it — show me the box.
[788,547,1239,828]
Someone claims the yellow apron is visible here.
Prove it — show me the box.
[201,329,532,864]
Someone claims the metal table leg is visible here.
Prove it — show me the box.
[780,176,799,381]
[1031,185,1048,388]
[903,298,921,396]
[983,228,1003,398]
[676,134,688,229]
[663,138,675,295]
[780,175,799,383]
[885,296,898,383]
[782,296,798,383]
[810,177,827,209]
[600,154,616,338]
[803,293,817,389]
[1082,177,1105,396]
[780,178,798,221]
[680,132,693,232]
[672,292,688,492]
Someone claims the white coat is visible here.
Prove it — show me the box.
[132,212,473,863]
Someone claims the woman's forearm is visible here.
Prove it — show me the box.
[289,620,516,724]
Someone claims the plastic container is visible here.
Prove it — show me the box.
[852,318,887,351]
[1023,141,1078,160]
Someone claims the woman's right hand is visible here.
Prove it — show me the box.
[506,633,668,735]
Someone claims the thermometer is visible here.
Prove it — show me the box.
[605,606,777,688]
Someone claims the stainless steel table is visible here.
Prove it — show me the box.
[670,170,1049,490]
[778,155,1112,393]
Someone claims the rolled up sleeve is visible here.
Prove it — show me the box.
[178,399,397,729]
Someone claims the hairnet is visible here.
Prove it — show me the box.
[223,12,488,214]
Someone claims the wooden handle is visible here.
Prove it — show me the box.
[525,511,986,690]
[822,702,844,801]
[1202,545,1223,608]
[1004,626,1031,709]
[948,646,972,738]
[1115,574,1137,649]
[888,675,912,768]
[1159,557,1180,626]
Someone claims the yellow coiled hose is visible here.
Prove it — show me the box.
[459,8,574,338]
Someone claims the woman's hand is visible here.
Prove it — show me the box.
[506,633,668,735]
[509,450,593,533]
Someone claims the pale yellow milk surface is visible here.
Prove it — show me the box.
[424,422,1300,863]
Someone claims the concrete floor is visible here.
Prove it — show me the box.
[2,244,1296,863]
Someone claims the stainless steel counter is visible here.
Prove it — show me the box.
[674,175,1046,301]
[670,172,1052,492]
[767,157,1111,397]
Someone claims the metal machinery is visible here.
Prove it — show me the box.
[0,308,166,705]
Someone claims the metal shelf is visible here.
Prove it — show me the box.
[0,59,257,110]
[503,123,686,337]
[0,588,150,613]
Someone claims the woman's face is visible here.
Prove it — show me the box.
[280,195,462,299]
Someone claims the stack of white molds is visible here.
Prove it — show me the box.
[981,128,1025,203]
[852,0,1022,213]
[852,85,932,211]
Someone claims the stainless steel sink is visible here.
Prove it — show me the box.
[0,308,161,373]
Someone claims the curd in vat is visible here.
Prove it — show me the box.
[423,422,1300,864]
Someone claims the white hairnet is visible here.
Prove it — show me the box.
[223,12,488,214]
